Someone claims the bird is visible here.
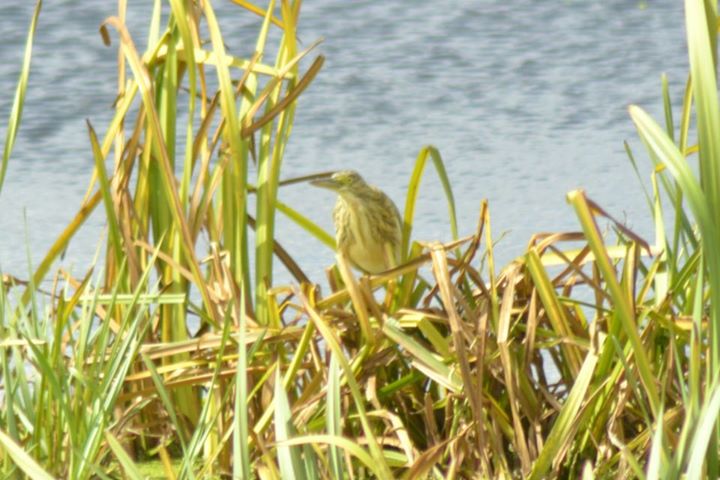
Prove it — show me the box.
[311,170,403,274]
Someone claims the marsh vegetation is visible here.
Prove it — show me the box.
[1,1,719,478]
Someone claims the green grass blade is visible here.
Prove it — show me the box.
[276,200,335,249]
[568,190,660,415]
[382,318,462,393]
[274,367,306,479]
[168,0,198,208]
[402,145,459,259]
[105,432,143,480]
[280,435,380,477]
[646,406,664,480]
[687,373,720,479]
[234,288,252,479]
[0,0,41,194]
[661,73,675,142]
[527,351,598,480]
[525,248,583,375]
[87,121,123,270]
[326,355,345,479]
[684,0,720,375]
[679,74,693,153]
[651,173,669,305]
[0,428,55,480]
[686,0,720,201]
[139,353,189,449]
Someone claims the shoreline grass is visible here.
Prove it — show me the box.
[1,0,720,478]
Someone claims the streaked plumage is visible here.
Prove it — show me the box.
[311,170,402,274]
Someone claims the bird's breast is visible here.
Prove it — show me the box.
[336,197,392,273]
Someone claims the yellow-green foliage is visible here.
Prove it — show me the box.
[2,0,720,479]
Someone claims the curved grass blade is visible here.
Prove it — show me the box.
[0,428,55,480]
[241,55,325,138]
[279,435,381,478]
[0,0,41,194]
[684,0,720,378]
[568,190,660,415]
[402,146,459,259]
[105,432,143,480]
[630,107,720,309]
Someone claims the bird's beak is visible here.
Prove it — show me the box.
[310,177,340,191]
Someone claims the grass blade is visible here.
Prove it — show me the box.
[0,428,55,480]
[402,146,459,259]
[274,367,306,479]
[105,432,143,480]
[0,0,41,194]
[326,355,345,479]
[528,351,598,480]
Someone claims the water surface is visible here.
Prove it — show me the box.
[0,1,688,285]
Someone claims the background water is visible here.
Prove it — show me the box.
[0,1,688,286]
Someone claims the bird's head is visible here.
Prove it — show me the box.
[310,170,368,195]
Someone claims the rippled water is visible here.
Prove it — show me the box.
[0,1,688,284]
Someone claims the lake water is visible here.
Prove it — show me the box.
[0,1,688,286]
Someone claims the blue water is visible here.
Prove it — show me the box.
[0,1,688,285]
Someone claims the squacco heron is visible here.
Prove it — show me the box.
[311,170,402,274]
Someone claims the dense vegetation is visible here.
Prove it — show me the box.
[1,0,720,478]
